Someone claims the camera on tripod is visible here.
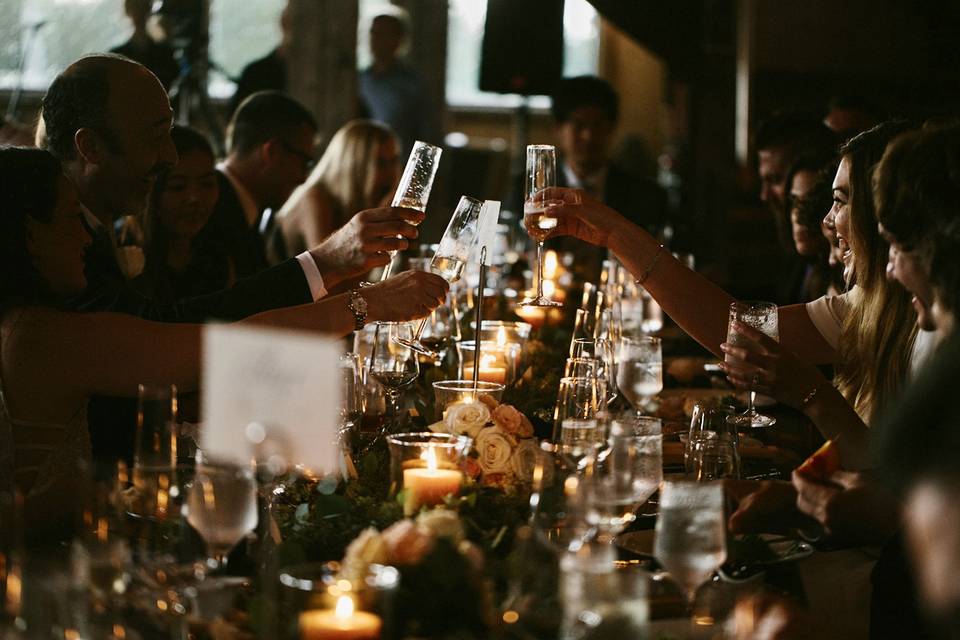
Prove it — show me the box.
[151,0,206,63]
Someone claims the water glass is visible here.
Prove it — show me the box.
[725,301,780,428]
[186,459,258,572]
[530,443,592,552]
[131,384,180,521]
[653,481,727,610]
[685,403,740,476]
[616,336,663,417]
[689,439,739,481]
[369,322,419,414]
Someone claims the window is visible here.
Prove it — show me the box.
[446,0,600,109]
[0,0,284,100]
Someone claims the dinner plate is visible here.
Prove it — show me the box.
[615,530,814,567]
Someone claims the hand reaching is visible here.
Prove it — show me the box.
[361,270,449,323]
[309,206,424,287]
[539,187,628,248]
[791,469,900,546]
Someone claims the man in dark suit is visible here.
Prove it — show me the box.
[228,3,290,116]
[39,54,440,471]
[213,91,317,276]
[550,75,668,281]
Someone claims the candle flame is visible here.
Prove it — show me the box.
[335,595,354,619]
[96,517,109,543]
[480,353,497,369]
[496,326,508,347]
[422,446,439,472]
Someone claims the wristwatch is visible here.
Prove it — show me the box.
[347,288,368,330]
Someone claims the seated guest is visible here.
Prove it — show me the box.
[136,125,231,302]
[824,94,884,142]
[784,150,843,300]
[0,147,449,536]
[214,90,318,278]
[272,119,400,261]
[229,2,291,116]
[110,0,179,91]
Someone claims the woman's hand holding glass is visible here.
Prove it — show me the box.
[538,187,629,248]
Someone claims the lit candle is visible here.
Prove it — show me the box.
[402,447,462,515]
[515,304,547,329]
[300,595,382,640]
[463,353,508,385]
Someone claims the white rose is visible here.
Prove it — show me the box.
[417,508,465,544]
[426,421,447,433]
[510,438,540,484]
[340,527,388,581]
[475,427,514,475]
[444,401,491,438]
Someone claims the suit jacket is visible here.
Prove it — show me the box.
[73,214,313,477]
[208,170,271,279]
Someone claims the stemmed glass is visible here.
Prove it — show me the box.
[381,140,443,280]
[584,427,662,544]
[396,195,484,356]
[616,336,663,417]
[370,322,420,414]
[725,301,779,428]
[570,338,617,406]
[521,144,563,307]
[653,481,727,613]
[186,458,258,573]
[553,376,604,471]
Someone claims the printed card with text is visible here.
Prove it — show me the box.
[201,324,341,475]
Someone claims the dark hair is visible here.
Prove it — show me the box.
[827,94,884,119]
[875,124,960,314]
[551,76,619,124]
[372,13,406,36]
[785,149,838,231]
[40,54,133,161]
[754,110,836,155]
[0,147,64,307]
[226,91,317,156]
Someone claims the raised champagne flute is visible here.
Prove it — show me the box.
[370,322,420,415]
[396,195,484,356]
[616,336,663,418]
[725,301,779,428]
[380,140,443,280]
[521,144,563,307]
[186,458,258,573]
[653,481,727,614]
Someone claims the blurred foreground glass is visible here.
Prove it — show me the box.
[725,301,779,428]
[130,384,179,521]
[381,140,443,279]
[398,195,484,356]
[521,145,563,307]
[530,443,592,553]
[653,481,726,611]
[186,459,258,572]
[560,542,648,638]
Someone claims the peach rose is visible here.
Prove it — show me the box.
[492,404,522,434]
[381,520,435,565]
[460,456,483,480]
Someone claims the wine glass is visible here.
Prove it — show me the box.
[725,301,779,428]
[380,140,443,280]
[370,322,420,414]
[653,481,727,612]
[616,336,663,417]
[684,404,740,477]
[396,195,484,356]
[529,443,592,553]
[553,376,604,470]
[584,428,662,543]
[521,145,563,307]
[186,459,258,573]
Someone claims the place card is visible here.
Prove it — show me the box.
[201,324,341,475]
[472,199,501,264]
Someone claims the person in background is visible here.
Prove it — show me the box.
[754,111,838,304]
[136,126,230,302]
[824,95,883,142]
[110,0,179,91]
[358,10,441,158]
[272,119,400,262]
[784,150,843,300]
[213,90,317,278]
[228,1,291,116]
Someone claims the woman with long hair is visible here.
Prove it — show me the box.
[0,147,447,535]
[546,121,921,465]
[136,125,232,302]
[273,119,400,260]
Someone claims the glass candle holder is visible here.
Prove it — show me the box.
[458,340,521,385]
[471,320,533,346]
[432,380,506,422]
[386,433,472,516]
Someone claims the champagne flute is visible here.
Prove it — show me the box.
[616,336,663,417]
[396,195,484,356]
[725,301,779,428]
[653,481,727,613]
[186,459,258,573]
[380,140,443,280]
[521,145,563,307]
[570,338,617,406]
[370,322,420,414]
[553,376,603,470]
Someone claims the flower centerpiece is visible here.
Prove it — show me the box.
[429,396,540,492]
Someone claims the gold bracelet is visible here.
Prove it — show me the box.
[635,244,665,286]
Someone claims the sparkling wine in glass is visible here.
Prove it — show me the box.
[396,195,484,356]
[616,336,663,417]
[381,140,443,280]
[186,460,258,572]
[725,301,780,428]
[521,145,563,307]
[370,322,420,414]
[653,481,727,612]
